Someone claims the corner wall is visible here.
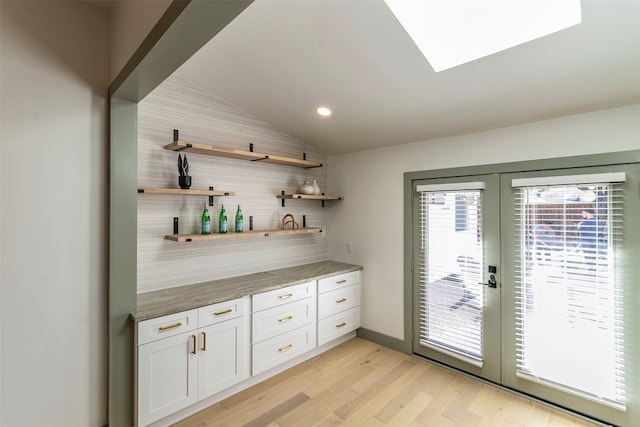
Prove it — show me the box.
[326,104,640,340]
[0,2,109,426]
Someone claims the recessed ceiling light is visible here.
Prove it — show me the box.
[384,0,581,72]
[316,106,332,117]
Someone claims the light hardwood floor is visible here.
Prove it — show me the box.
[173,338,597,427]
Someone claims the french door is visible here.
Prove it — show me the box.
[412,174,501,382]
[411,163,640,426]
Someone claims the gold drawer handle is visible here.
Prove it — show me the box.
[201,332,207,351]
[278,344,294,353]
[214,308,233,316]
[336,280,347,284]
[279,293,293,300]
[191,335,197,355]
[336,298,347,303]
[158,322,182,331]
[278,316,293,323]
[336,322,347,328]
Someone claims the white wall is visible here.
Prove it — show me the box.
[0,2,109,426]
[327,104,640,339]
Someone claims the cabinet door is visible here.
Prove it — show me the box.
[137,332,197,427]
[198,316,249,400]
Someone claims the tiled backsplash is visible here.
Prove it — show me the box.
[137,75,329,293]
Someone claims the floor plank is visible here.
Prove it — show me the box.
[172,338,598,427]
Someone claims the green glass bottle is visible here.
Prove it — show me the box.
[201,204,211,235]
[235,205,243,232]
[218,205,228,233]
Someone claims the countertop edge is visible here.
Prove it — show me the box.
[131,261,362,322]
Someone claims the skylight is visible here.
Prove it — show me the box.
[384,0,582,72]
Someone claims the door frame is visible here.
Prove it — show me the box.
[403,150,640,422]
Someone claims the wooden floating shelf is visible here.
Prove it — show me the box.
[277,194,342,201]
[164,140,323,169]
[277,193,343,207]
[138,188,235,197]
[164,228,323,242]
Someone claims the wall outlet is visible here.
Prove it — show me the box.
[346,241,353,252]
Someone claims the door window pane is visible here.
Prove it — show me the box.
[419,190,484,363]
[513,182,625,408]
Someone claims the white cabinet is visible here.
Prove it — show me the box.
[136,297,249,426]
[197,299,250,400]
[136,310,198,427]
[251,281,317,375]
[134,268,362,426]
[317,271,361,346]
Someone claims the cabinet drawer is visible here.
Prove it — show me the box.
[252,297,315,344]
[317,271,360,294]
[252,281,315,312]
[198,296,247,327]
[317,284,360,319]
[317,307,360,346]
[138,309,198,345]
[252,324,316,375]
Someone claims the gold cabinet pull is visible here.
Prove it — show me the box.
[201,332,207,351]
[278,315,293,323]
[279,293,293,300]
[336,298,347,303]
[278,344,294,353]
[158,322,182,331]
[191,335,197,355]
[336,322,347,328]
[214,308,233,316]
[336,279,347,284]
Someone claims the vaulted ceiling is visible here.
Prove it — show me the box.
[175,0,640,156]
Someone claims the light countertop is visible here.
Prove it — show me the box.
[132,260,362,322]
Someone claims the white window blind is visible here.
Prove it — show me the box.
[513,180,625,409]
[512,172,626,188]
[417,181,486,192]
[419,188,484,365]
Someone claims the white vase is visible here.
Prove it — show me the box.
[298,181,314,195]
[312,180,321,195]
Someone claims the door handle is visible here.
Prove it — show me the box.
[479,265,498,288]
[479,274,497,288]
[486,274,497,288]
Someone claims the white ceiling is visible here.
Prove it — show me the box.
[175,0,640,156]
